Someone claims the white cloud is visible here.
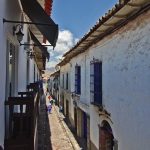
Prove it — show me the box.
[46,29,78,70]
[48,30,77,53]
[75,38,79,44]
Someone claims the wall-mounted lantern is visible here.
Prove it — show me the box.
[13,24,24,43]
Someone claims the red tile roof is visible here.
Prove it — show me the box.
[45,0,53,16]
[43,0,53,43]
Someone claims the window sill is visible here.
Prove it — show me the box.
[91,102,102,107]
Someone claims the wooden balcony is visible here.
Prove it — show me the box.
[4,83,40,150]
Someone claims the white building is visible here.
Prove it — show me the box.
[58,0,150,150]
[59,63,72,118]
[49,70,60,105]
[0,0,58,149]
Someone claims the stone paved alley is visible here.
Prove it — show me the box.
[38,93,81,150]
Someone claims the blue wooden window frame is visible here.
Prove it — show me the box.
[90,61,102,106]
[75,66,81,94]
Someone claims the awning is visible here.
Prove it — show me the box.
[29,30,50,60]
[20,0,58,47]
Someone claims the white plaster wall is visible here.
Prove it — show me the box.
[0,0,22,147]
[60,10,150,150]
[60,64,71,90]
[60,55,91,123]
[59,64,74,119]
[69,51,90,118]
[18,24,28,92]
[29,59,35,83]
[35,65,39,81]
[87,10,150,150]
[70,53,91,104]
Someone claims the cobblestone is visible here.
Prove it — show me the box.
[38,93,81,150]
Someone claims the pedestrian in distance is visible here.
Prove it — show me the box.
[48,95,51,100]
[50,99,55,105]
[59,105,63,112]
[47,102,52,114]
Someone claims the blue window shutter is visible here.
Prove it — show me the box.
[75,66,77,93]
[77,66,81,94]
[94,62,102,105]
[75,66,81,94]
[90,63,94,102]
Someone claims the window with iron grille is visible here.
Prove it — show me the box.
[90,61,102,106]
[75,65,81,94]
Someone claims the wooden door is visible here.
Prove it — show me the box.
[99,127,113,150]
[83,112,87,141]
[66,100,69,118]
[74,107,77,133]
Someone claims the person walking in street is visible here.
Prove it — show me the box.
[59,105,63,112]
[47,102,52,114]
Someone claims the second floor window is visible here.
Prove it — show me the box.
[90,61,102,106]
[75,65,81,94]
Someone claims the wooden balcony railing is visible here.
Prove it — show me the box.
[4,83,40,150]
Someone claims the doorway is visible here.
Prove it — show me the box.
[83,111,87,141]
[74,107,77,134]
[99,121,114,150]
[66,100,69,118]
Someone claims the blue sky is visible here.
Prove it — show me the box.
[46,0,118,70]
[52,0,118,38]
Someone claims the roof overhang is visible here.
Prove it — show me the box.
[20,0,58,47]
[59,0,150,66]
[50,70,60,77]
[34,46,47,71]
[30,31,50,60]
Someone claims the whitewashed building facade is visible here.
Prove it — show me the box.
[58,0,150,150]
[48,70,60,105]
[0,0,58,149]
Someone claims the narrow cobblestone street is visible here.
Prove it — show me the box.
[38,92,81,150]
